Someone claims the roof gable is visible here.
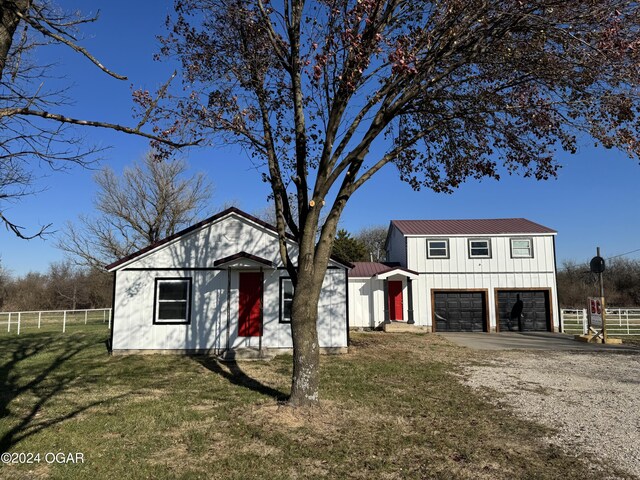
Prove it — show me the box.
[390,218,556,236]
[350,262,418,278]
[106,207,351,271]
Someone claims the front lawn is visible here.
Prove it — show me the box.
[0,330,618,479]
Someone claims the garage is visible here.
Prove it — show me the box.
[433,291,487,332]
[496,290,551,332]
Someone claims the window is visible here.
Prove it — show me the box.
[469,239,491,258]
[279,277,294,323]
[511,238,533,258]
[154,278,192,324]
[427,239,449,259]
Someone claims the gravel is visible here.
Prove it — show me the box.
[462,350,640,479]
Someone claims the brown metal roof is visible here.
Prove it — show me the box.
[391,218,556,236]
[349,262,418,278]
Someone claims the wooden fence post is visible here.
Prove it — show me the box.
[63,311,67,333]
[38,311,42,329]
[17,312,21,335]
[85,310,88,325]
[7,313,10,333]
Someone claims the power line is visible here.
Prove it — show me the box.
[607,248,640,260]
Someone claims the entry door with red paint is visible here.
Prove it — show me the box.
[388,281,404,321]
[238,272,263,336]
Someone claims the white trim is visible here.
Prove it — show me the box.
[109,211,300,272]
[376,269,419,280]
[399,232,557,238]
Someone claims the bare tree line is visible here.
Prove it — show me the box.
[0,260,112,312]
[557,258,640,308]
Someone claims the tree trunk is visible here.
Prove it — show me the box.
[288,249,328,406]
[0,1,25,77]
[288,280,321,406]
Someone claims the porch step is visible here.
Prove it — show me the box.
[383,322,430,333]
[218,348,276,361]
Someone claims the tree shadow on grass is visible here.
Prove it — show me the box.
[194,356,288,401]
[0,332,129,452]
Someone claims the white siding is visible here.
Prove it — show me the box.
[111,212,347,352]
[410,272,558,332]
[389,231,558,333]
[119,215,300,270]
[348,277,385,328]
[348,274,414,328]
[406,235,556,275]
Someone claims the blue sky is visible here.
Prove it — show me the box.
[2,0,640,276]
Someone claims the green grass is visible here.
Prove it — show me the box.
[0,330,627,479]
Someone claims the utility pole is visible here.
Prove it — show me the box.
[596,247,607,343]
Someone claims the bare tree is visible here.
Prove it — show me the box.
[0,257,9,309]
[356,226,388,262]
[57,153,213,269]
[0,1,194,239]
[149,0,640,405]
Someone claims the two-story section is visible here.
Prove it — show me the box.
[383,218,559,332]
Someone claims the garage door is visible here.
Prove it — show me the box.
[433,291,487,332]
[497,290,550,332]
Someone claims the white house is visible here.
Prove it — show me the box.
[349,218,559,332]
[107,208,349,356]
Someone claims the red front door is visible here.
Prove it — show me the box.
[388,281,403,321]
[239,272,263,337]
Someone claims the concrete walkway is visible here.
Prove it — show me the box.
[437,331,640,352]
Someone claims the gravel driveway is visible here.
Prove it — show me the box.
[462,350,640,479]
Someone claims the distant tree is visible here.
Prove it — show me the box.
[1,260,113,312]
[557,258,640,307]
[3,271,49,311]
[556,260,594,308]
[356,226,388,262]
[0,1,191,239]
[57,154,213,269]
[46,261,87,310]
[332,229,368,262]
[152,0,640,405]
[0,258,9,309]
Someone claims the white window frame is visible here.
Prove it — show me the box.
[427,239,449,259]
[468,238,491,259]
[154,278,192,325]
[510,238,534,258]
[279,277,294,323]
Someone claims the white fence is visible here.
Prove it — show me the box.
[561,308,640,336]
[0,308,112,335]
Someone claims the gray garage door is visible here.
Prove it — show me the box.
[497,290,551,332]
[433,291,487,332]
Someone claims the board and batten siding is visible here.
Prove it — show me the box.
[405,235,556,274]
[404,234,558,332]
[348,275,412,328]
[110,211,347,352]
[411,272,559,332]
[118,215,299,271]
[112,267,347,351]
